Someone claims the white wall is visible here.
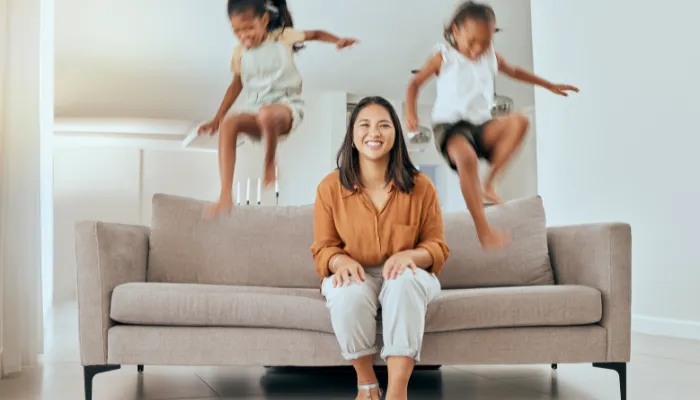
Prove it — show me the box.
[0,0,47,375]
[53,90,347,302]
[532,0,700,339]
[53,148,142,302]
[0,0,7,366]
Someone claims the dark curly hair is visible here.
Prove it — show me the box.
[444,1,496,46]
[227,0,303,52]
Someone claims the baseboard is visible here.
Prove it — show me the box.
[632,314,700,340]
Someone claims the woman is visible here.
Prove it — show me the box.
[310,96,450,400]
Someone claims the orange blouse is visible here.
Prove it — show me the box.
[310,170,450,280]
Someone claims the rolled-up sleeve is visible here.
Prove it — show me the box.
[310,185,345,279]
[416,186,450,274]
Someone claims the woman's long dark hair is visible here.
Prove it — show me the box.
[336,96,419,194]
[227,0,303,52]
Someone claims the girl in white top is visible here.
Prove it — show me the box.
[406,1,578,250]
[198,0,357,218]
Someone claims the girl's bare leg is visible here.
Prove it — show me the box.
[481,113,530,204]
[351,356,381,400]
[447,135,509,250]
[256,104,293,186]
[204,113,260,219]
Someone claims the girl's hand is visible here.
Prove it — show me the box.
[405,112,419,132]
[383,252,417,280]
[547,83,580,97]
[198,119,220,136]
[336,37,358,50]
[332,258,366,288]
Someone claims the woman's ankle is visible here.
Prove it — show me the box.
[357,385,382,400]
[385,388,408,400]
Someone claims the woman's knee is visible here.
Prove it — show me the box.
[381,268,440,305]
[381,269,430,299]
[325,281,378,317]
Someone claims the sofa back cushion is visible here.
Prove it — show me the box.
[147,194,320,288]
[437,196,555,289]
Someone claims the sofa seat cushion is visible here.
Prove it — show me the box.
[111,283,601,334]
[110,283,333,333]
[425,285,602,333]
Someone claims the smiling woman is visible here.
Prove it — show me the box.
[310,96,450,400]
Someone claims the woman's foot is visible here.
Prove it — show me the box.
[483,184,503,204]
[477,227,510,251]
[203,197,234,219]
[357,383,382,400]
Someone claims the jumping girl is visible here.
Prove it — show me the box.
[405,1,579,249]
[198,0,357,218]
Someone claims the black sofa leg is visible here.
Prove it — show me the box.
[551,363,558,370]
[84,365,121,400]
[137,365,144,373]
[593,362,627,400]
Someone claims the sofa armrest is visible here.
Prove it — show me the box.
[75,221,149,366]
[547,223,632,362]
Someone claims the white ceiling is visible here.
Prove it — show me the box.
[55,0,533,121]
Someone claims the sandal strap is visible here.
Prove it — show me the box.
[358,383,382,400]
[358,383,379,391]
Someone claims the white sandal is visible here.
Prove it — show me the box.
[357,383,383,400]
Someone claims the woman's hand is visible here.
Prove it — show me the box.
[332,256,366,288]
[383,252,418,280]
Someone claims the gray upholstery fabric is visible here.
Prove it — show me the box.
[110,283,601,333]
[75,221,149,365]
[147,194,320,288]
[438,196,555,289]
[424,285,601,332]
[548,223,632,362]
[75,193,631,369]
[111,283,330,332]
[107,325,607,366]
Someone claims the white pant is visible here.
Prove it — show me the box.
[321,267,441,362]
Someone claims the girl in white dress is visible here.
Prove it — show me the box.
[405,1,578,249]
[199,0,357,217]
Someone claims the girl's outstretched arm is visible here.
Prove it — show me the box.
[198,74,243,136]
[405,52,443,132]
[496,53,579,96]
[304,30,358,49]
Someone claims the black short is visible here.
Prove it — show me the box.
[433,120,493,171]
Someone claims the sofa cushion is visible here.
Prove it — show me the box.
[111,283,332,333]
[425,285,602,333]
[110,283,601,333]
[438,196,555,289]
[147,194,320,288]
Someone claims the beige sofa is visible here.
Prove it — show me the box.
[75,194,631,400]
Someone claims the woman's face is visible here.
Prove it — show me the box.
[352,104,396,162]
